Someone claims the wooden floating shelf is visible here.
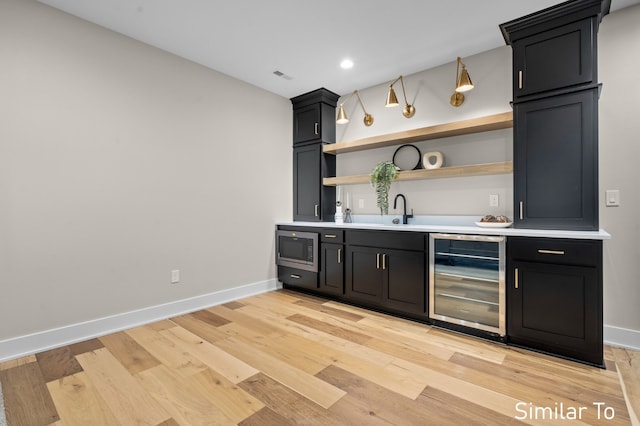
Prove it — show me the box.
[324,111,513,155]
[323,162,513,186]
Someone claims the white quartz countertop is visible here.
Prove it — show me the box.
[276,215,610,240]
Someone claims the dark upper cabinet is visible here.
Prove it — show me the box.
[507,237,603,366]
[500,0,610,101]
[291,88,339,146]
[293,144,335,222]
[511,18,596,100]
[513,88,598,230]
[293,104,321,145]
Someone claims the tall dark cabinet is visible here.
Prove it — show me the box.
[500,0,610,231]
[290,88,339,222]
[501,0,609,367]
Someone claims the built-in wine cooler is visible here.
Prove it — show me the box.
[429,233,505,337]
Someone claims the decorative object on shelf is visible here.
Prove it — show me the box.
[450,57,474,107]
[385,75,416,118]
[393,144,422,170]
[422,151,444,169]
[370,161,399,215]
[336,90,374,127]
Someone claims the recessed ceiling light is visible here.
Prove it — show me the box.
[340,59,354,69]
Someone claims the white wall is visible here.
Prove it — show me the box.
[335,46,513,217]
[0,0,291,343]
[598,4,640,342]
[335,7,640,346]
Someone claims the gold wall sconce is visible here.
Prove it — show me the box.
[336,90,374,126]
[450,57,474,107]
[385,75,415,118]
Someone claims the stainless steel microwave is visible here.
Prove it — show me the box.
[275,229,318,272]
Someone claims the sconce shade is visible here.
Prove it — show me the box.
[456,66,474,92]
[385,86,399,107]
[450,57,474,107]
[336,104,349,124]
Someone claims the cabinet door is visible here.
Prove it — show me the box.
[293,144,335,222]
[319,243,344,296]
[513,18,595,100]
[383,249,426,315]
[345,246,383,305]
[514,88,598,230]
[293,145,321,221]
[293,104,320,145]
[508,260,602,366]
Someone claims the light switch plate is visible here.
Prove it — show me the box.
[489,194,499,207]
[605,190,620,207]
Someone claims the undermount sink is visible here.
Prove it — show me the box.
[349,214,479,227]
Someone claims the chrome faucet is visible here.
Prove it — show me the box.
[393,193,414,225]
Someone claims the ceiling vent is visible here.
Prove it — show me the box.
[273,70,293,80]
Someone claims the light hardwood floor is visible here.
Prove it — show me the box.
[0,289,638,425]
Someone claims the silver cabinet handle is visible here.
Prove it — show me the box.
[314,204,319,217]
[290,274,301,279]
[382,254,387,270]
[314,122,319,135]
[514,268,519,289]
[519,201,524,220]
[538,249,565,255]
[338,248,342,264]
[324,234,337,238]
[376,253,380,269]
[518,70,523,89]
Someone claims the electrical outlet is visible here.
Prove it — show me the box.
[358,199,365,209]
[489,194,499,207]
[171,269,180,284]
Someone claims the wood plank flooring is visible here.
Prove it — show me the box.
[0,289,637,425]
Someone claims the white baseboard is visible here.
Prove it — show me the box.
[2,282,636,364]
[0,279,281,363]
[604,324,640,351]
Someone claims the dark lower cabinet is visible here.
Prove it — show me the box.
[319,242,344,296]
[276,225,605,367]
[346,245,382,304]
[278,266,318,291]
[383,248,426,315]
[345,232,426,317]
[507,237,603,366]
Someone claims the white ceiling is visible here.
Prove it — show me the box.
[37,0,639,99]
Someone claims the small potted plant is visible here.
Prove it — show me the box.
[370,161,399,215]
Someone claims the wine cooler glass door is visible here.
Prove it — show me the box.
[429,234,505,336]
